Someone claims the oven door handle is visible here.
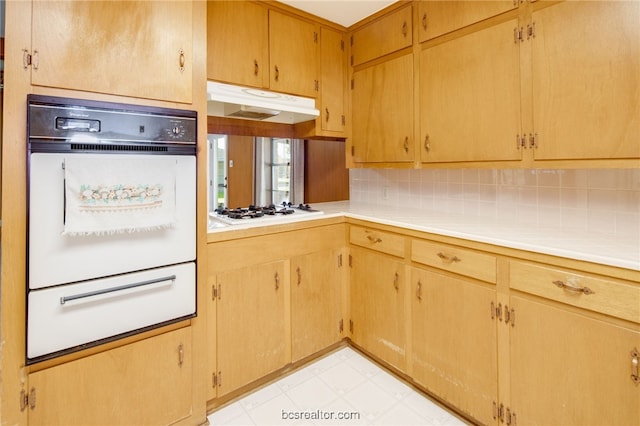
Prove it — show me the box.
[60,275,177,305]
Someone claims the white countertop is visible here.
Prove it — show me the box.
[209,201,640,271]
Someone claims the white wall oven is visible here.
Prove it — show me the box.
[26,95,197,363]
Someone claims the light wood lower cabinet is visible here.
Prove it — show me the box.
[28,327,192,426]
[350,247,407,371]
[411,268,498,425]
[215,260,287,398]
[509,296,640,425]
[291,249,344,362]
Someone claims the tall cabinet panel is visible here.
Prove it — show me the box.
[207,1,269,88]
[530,1,640,160]
[351,53,414,164]
[31,1,193,103]
[419,19,521,163]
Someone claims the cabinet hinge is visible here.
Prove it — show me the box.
[527,22,536,40]
[513,27,524,44]
[504,305,516,327]
[20,388,36,411]
[339,319,344,333]
[22,49,39,71]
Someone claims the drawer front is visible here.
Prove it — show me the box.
[510,261,640,323]
[411,239,497,283]
[350,226,405,258]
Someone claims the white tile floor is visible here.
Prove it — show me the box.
[207,347,468,426]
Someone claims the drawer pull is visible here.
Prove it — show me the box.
[632,348,639,385]
[552,280,595,295]
[60,275,176,305]
[437,252,461,263]
[366,234,382,243]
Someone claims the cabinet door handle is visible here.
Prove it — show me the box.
[393,272,399,291]
[424,134,431,152]
[631,348,639,385]
[275,272,280,290]
[178,49,185,73]
[402,21,408,37]
[416,280,422,300]
[437,252,461,263]
[274,65,280,82]
[325,107,330,122]
[422,13,427,30]
[254,59,259,76]
[552,280,594,295]
[403,136,409,153]
[296,267,302,286]
[177,343,184,367]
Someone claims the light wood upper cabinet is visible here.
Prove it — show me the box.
[417,0,517,42]
[420,19,522,163]
[207,1,269,88]
[28,327,193,426]
[351,53,414,164]
[350,247,407,372]
[269,10,319,98]
[529,1,640,160]
[509,296,640,425]
[291,249,344,362]
[411,268,498,425]
[31,1,193,103]
[351,3,413,66]
[207,2,319,98]
[319,27,347,133]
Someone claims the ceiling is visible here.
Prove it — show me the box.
[276,0,399,27]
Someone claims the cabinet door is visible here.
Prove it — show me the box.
[531,1,640,160]
[319,27,346,133]
[352,53,414,164]
[31,1,193,103]
[420,19,521,163]
[29,327,192,426]
[291,249,343,362]
[269,10,318,97]
[510,296,640,425]
[411,268,498,425]
[351,4,413,66]
[207,0,269,89]
[350,247,406,371]
[216,261,287,397]
[417,1,517,42]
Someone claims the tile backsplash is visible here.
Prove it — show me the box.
[350,168,640,237]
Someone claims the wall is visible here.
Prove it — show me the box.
[350,168,640,239]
